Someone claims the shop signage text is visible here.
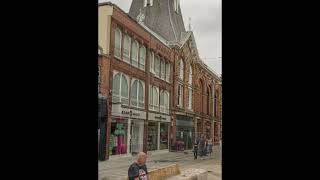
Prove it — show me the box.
[149,112,170,122]
[112,104,146,119]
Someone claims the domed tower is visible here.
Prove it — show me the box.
[129,0,186,42]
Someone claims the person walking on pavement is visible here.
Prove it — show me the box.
[207,137,213,156]
[128,152,149,180]
[203,136,208,156]
[193,136,200,159]
[198,134,206,160]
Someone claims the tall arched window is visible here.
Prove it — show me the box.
[123,35,131,63]
[174,0,180,13]
[161,60,165,80]
[214,91,218,117]
[199,80,204,113]
[160,90,164,112]
[153,87,159,111]
[155,56,160,77]
[112,73,129,105]
[139,46,146,71]
[188,88,192,110]
[177,84,183,107]
[138,81,144,108]
[189,66,193,85]
[144,0,147,7]
[149,85,158,111]
[150,51,154,74]
[131,79,145,108]
[144,0,153,7]
[131,80,138,106]
[165,62,170,82]
[132,40,139,67]
[114,28,122,58]
[207,88,210,115]
[164,91,169,114]
[179,59,184,80]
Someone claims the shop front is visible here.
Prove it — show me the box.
[98,95,107,161]
[110,103,146,158]
[175,115,194,151]
[147,112,170,153]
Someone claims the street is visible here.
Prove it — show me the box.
[99,146,221,180]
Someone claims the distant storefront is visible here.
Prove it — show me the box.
[147,112,170,152]
[175,115,194,150]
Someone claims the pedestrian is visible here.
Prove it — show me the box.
[203,136,208,156]
[128,152,149,180]
[198,134,206,160]
[207,137,213,156]
[193,137,199,159]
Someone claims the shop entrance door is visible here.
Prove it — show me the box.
[177,127,193,150]
[131,120,144,155]
[183,129,193,150]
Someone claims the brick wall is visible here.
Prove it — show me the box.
[99,4,222,157]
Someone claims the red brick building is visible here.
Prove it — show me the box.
[98,1,222,160]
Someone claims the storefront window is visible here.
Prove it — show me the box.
[159,123,169,150]
[147,122,158,151]
[110,119,128,156]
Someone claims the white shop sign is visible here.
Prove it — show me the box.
[111,103,146,119]
[148,112,170,122]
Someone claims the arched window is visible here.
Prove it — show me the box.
[174,0,180,13]
[189,66,193,85]
[131,80,138,106]
[188,88,192,110]
[214,91,218,117]
[155,56,160,77]
[165,62,170,82]
[179,59,184,80]
[138,81,144,108]
[161,60,166,80]
[177,84,183,107]
[150,51,154,74]
[123,35,131,63]
[131,79,145,108]
[207,88,210,115]
[164,91,169,114]
[144,0,153,7]
[114,28,122,58]
[144,0,147,7]
[153,87,159,111]
[199,80,204,112]
[139,46,146,70]
[112,73,129,105]
[132,41,139,67]
[160,90,164,112]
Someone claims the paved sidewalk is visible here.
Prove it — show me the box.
[99,146,221,180]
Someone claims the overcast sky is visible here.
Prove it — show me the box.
[99,0,221,75]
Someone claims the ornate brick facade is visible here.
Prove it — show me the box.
[99,2,222,160]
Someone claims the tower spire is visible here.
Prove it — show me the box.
[188,17,192,31]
